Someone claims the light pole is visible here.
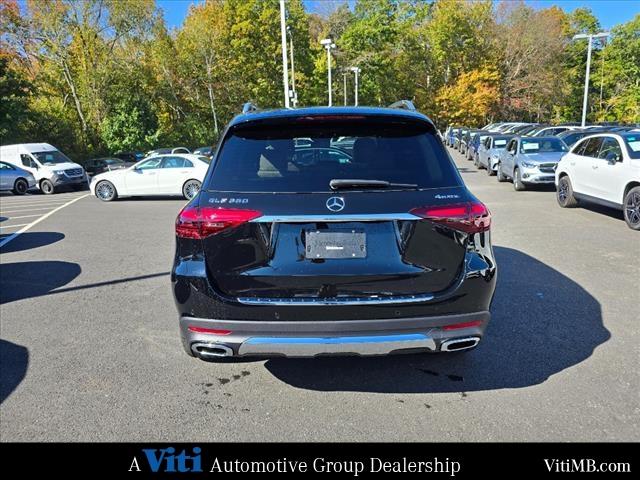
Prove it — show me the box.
[343,71,348,106]
[279,0,290,108]
[286,25,297,107]
[350,67,360,106]
[321,38,336,106]
[573,32,609,127]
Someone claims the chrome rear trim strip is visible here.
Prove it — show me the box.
[250,213,420,223]
[237,293,435,306]
[238,333,436,356]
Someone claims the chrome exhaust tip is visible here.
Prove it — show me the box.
[441,337,480,352]
[191,342,234,360]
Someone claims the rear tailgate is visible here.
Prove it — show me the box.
[199,189,472,299]
[187,113,487,303]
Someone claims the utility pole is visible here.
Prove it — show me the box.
[350,67,360,106]
[321,38,336,106]
[343,72,348,106]
[573,32,609,127]
[279,0,290,108]
[287,25,297,107]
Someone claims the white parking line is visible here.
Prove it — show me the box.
[0,194,89,249]
[2,214,45,219]
[0,194,87,205]
[0,223,30,229]
[0,207,64,214]
[0,202,72,210]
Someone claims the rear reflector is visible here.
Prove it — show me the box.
[188,326,232,335]
[176,206,261,239]
[443,320,483,331]
[410,201,491,233]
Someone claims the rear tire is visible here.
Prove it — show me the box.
[497,163,507,182]
[95,180,117,201]
[183,179,201,200]
[40,179,54,195]
[513,168,526,191]
[556,176,578,208]
[623,186,640,230]
[13,178,28,195]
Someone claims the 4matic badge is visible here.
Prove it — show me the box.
[209,197,249,204]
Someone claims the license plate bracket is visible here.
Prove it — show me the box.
[305,231,366,259]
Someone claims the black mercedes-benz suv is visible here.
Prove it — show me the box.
[172,102,496,360]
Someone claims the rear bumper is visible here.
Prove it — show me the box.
[180,311,489,359]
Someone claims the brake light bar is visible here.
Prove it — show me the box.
[188,326,232,335]
[295,115,367,122]
[410,201,491,233]
[443,320,483,331]
[176,206,262,239]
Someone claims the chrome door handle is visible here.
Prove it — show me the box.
[592,165,598,170]
[148,172,156,175]
[570,162,575,166]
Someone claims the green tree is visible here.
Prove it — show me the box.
[495,3,567,121]
[596,15,640,123]
[99,93,158,152]
[0,52,32,144]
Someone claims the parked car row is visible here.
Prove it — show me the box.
[0,143,87,195]
[445,122,640,230]
[0,143,217,196]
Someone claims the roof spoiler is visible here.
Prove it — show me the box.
[242,102,259,114]
[388,100,416,111]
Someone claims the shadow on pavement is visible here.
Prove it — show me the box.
[0,232,65,254]
[0,339,29,404]
[0,261,81,304]
[263,246,609,393]
[579,202,625,222]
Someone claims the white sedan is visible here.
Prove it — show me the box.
[90,154,211,201]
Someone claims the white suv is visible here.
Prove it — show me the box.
[555,132,640,230]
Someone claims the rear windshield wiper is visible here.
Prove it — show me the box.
[329,179,419,190]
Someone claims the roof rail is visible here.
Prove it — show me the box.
[242,102,259,114]
[388,100,416,111]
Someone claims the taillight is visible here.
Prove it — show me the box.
[410,201,491,233]
[443,320,483,331]
[187,326,232,335]
[176,206,262,239]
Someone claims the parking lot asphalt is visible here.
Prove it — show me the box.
[1,149,638,442]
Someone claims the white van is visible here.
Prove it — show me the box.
[0,143,87,194]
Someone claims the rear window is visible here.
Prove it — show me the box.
[208,122,461,192]
[623,134,640,159]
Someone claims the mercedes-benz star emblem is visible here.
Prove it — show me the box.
[326,196,345,212]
